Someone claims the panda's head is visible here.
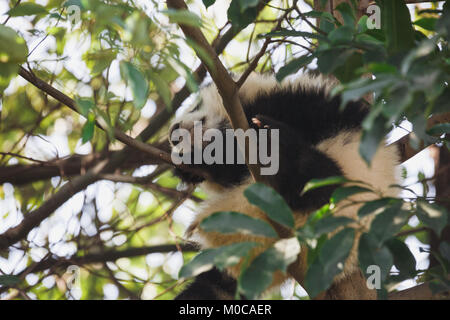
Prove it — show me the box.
[168,73,279,149]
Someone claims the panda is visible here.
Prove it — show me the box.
[168,73,401,300]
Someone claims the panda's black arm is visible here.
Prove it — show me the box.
[175,268,240,300]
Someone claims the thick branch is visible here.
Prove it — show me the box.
[25,244,198,274]
[166,0,263,183]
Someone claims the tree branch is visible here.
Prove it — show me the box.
[166,0,263,183]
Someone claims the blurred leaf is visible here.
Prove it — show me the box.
[302,176,347,195]
[377,0,415,55]
[7,3,48,16]
[335,2,356,26]
[227,0,259,30]
[0,275,21,286]
[359,233,393,281]
[239,238,300,299]
[81,114,95,143]
[244,183,295,229]
[313,216,354,237]
[83,49,117,76]
[0,25,28,90]
[359,110,387,165]
[416,201,448,236]
[413,18,437,31]
[331,185,373,204]
[369,203,409,246]
[427,123,450,136]
[76,98,95,117]
[276,54,314,82]
[200,211,278,238]
[162,9,202,27]
[358,198,399,218]
[120,61,148,109]
[328,26,354,44]
[179,242,259,278]
[386,238,416,278]
[202,0,216,9]
[305,228,355,298]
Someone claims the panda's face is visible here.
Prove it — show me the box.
[168,84,231,150]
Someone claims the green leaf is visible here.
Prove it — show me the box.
[179,242,259,278]
[149,72,172,109]
[359,111,387,165]
[0,25,28,90]
[213,242,260,270]
[302,176,348,195]
[385,238,416,278]
[313,216,354,237]
[413,18,437,31]
[244,183,295,229]
[276,55,314,82]
[305,228,355,298]
[0,275,21,286]
[318,48,354,74]
[227,0,258,31]
[369,203,409,246]
[335,2,356,26]
[75,98,95,117]
[161,9,202,27]
[358,198,398,218]
[333,52,363,83]
[358,233,393,281]
[331,185,373,204]
[416,201,448,236]
[320,12,336,33]
[83,49,117,76]
[338,76,395,108]
[377,0,415,55]
[200,211,278,238]
[202,0,216,9]
[0,26,28,61]
[7,3,48,17]
[427,123,450,136]
[81,114,95,144]
[239,238,300,299]
[381,84,413,122]
[328,25,354,44]
[120,61,148,109]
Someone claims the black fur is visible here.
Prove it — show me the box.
[175,268,239,300]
